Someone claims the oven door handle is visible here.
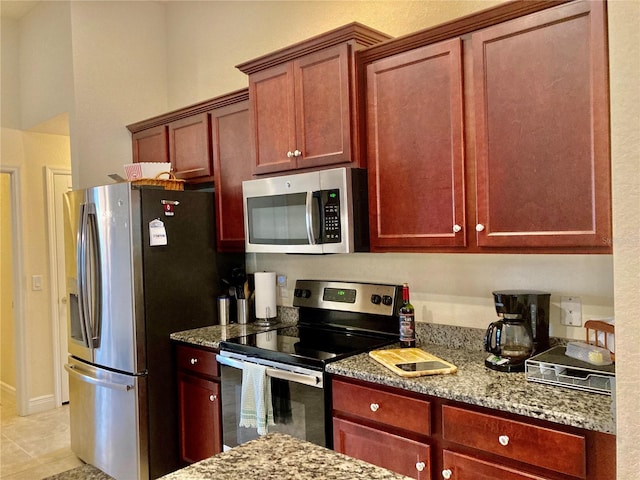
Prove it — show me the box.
[217,354,322,387]
[265,367,321,387]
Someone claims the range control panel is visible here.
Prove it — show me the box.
[293,280,402,317]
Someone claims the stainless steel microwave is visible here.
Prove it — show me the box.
[242,167,369,254]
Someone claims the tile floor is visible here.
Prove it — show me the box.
[1,393,83,479]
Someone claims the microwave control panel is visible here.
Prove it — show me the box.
[321,189,341,243]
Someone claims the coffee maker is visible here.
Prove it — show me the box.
[484,290,551,372]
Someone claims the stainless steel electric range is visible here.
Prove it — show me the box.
[217,280,402,450]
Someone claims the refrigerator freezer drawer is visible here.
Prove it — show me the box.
[66,357,148,480]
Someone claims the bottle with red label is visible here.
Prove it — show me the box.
[399,283,416,348]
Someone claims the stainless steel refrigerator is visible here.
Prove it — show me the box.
[63,182,243,479]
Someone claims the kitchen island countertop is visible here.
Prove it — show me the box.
[326,343,616,434]
[159,432,410,480]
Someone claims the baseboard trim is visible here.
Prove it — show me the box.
[28,394,56,414]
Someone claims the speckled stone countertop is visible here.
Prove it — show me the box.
[171,313,615,435]
[159,433,410,480]
[326,343,616,434]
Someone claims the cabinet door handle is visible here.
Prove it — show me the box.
[369,403,379,412]
[209,394,217,402]
[475,223,485,232]
[498,434,510,446]
[415,462,425,472]
[287,151,294,158]
[453,224,462,233]
[293,149,302,157]
[190,358,198,365]
[442,469,452,479]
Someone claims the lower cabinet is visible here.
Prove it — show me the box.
[176,344,222,464]
[333,417,431,479]
[331,376,615,480]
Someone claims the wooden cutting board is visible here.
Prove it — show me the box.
[369,348,458,377]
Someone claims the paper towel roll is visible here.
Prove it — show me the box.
[254,271,277,319]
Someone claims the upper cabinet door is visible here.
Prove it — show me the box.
[211,100,252,252]
[473,0,611,250]
[250,63,297,175]
[169,113,212,180]
[294,44,352,171]
[366,38,466,251]
[132,125,169,164]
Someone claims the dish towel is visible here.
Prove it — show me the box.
[239,362,274,435]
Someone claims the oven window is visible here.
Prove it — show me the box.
[221,365,325,449]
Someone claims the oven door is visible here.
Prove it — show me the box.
[217,353,326,450]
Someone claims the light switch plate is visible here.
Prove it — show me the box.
[560,296,582,326]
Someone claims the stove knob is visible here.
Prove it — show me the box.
[370,294,382,305]
[302,289,311,299]
[382,295,393,306]
[294,289,302,298]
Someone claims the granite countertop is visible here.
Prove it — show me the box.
[159,433,410,480]
[326,343,616,434]
[171,319,616,435]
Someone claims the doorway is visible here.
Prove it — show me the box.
[0,167,28,416]
[46,168,72,405]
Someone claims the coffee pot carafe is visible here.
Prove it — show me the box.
[484,290,551,372]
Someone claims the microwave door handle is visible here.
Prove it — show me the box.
[77,203,92,348]
[85,203,102,348]
[305,192,317,245]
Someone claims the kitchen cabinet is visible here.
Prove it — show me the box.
[472,0,611,249]
[236,23,391,176]
[168,113,212,181]
[332,378,432,479]
[210,98,252,252]
[365,38,466,249]
[127,89,251,252]
[131,124,169,164]
[176,343,222,464]
[331,375,615,480]
[360,0,611,253]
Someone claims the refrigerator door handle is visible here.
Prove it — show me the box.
[76,202,91,348]
[85,203,102,348]
[64,363,133,392]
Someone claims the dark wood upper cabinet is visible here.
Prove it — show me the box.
[131,124,169,164]
[473,0,611,249]
[237,23,392,176]
[168,113,212,180]
[361,0,611,253]
[211,99,252,252]
[366,38,466,251]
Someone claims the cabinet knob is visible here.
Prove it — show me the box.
[415,462,426,472]
[287,151,294,158]
[442,469,452,479]
[498,434,510,446]
[453,224,462,233]
[293,149,302,157]
[209,394,217,402]
[475,223,485,232]
[190,358,198,365]
[369,403,380,412]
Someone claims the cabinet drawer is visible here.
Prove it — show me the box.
[334,417,431,480]
[442,405,586,478]
[176,344,219,377]
[332,379,431,435]
[442,450,553,480]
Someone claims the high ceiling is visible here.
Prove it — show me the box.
[0,1,40,20]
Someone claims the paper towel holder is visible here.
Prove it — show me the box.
[254,305,278,327]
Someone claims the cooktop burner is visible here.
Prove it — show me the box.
[220,324,396,370]
[220,280,402,370]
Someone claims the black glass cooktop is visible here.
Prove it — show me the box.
[219,324,396,370]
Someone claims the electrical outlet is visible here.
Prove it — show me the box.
[277,274,288,298]
[32,275,43,291]
[560,296,582,326]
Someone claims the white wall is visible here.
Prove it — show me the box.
[608,1,640,477]
[69,0,168,188]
